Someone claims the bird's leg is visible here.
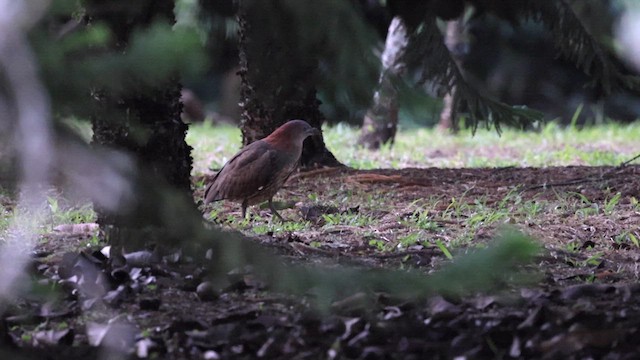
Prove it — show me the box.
[241,199,248,219]
[268,199,285,222]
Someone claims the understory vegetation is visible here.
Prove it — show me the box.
[194,121,640,259]
[3,121,639,249]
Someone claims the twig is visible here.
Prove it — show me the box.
[525,153,639,191]
[371,248,438,259]
[619,153,640,167]
[288,166,352,181]
[524,177,600,191]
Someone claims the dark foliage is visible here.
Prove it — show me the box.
[397,0,640,130]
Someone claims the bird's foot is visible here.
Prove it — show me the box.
[268,200,287,223]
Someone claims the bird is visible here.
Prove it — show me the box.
[203,120,320,221]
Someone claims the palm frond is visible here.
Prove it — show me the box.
[406,16,543,132]
[404,0,640,130]
[523,0,640,95]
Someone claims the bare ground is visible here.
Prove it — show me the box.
[5,165,640,359]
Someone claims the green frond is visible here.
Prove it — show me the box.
[523,0,640,95]
[404,0,640,131]
[406,16,543,132]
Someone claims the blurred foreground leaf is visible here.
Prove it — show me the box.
[33,14,206,118]
[239,227,540,311]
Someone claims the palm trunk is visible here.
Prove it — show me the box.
[86,1,193,246]
[237,0,340,168]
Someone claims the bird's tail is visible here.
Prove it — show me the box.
[203,182,215,204]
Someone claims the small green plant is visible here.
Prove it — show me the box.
[276,221,299,232]
[442,194,472,220]
[575,206,599,218]
[46,196,95,229]
[582,252,603,267]
[566,192,599,217]
[521,200,544,218]
[614,231,639,248]
[398,233,420,248]
[321,213,340,225]
[252,224,270,235]
[251,219,310,235]
[368,239,387,252]
[207,209,220,222]
[47,196,59,213]
[498,188,522,210]
[309,241,322,248]
[435,239,453,260]
[451,232,474,247]
[569,103,584,130]
[413,210,439,231]
[583,274,597,283]
[464,198,510,231]
[237,217,252,228]
[568,191,591,205]
[194,178,206,188]
[273,221,308,233]
[82,234,102,247]
[603,192,621,215]
[322,212,374,227]
[0,204,11,235]
[565,240,580,252]
[629,232,639,248]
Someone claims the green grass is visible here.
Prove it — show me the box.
[187,121,640,253]
[3,120,639,250]
[187,121,640,174]
[45,197,95,231]
[0,205,11,235]
[186,122,244,172]
[0,196,96,243]
[321,211,376,227]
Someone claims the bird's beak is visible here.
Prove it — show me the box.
[307,127,321,138]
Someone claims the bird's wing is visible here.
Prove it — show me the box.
[203,147,245,201]
[204,141,285,203]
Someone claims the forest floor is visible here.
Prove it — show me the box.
[3,124,640,359]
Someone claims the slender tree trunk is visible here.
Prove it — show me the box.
[358,16,408,149]
[237,0,340,167]
[438,91,457,132]
[86,1,193,246]
[437,19,466,132]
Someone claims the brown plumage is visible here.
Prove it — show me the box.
[203,120,320,221]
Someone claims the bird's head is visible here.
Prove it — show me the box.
[265,120,321,149]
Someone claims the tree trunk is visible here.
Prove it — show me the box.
[358,16,408,149]
[86,1,193,246]
[437,19,466,132]
[236,0,340,168]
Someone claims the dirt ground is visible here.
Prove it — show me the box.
[4,165,640,359]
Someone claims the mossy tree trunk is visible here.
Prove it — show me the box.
[85,1,193,246]
[237,0,340,168]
